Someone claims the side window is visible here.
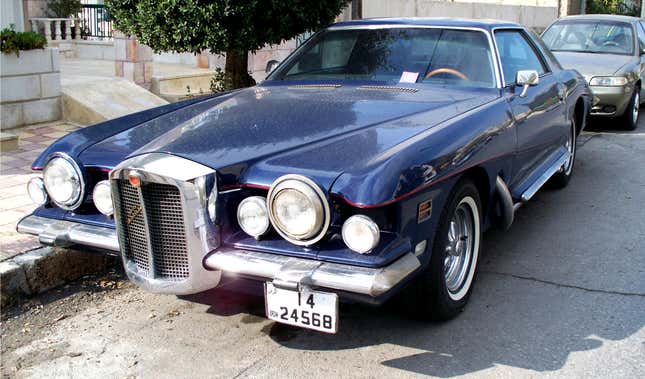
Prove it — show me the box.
[637,22,645,52]
[495,30,547,86]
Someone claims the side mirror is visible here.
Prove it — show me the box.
[516,70,539,97]
[265,60,280,74]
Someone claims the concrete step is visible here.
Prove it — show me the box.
[150,72,214,102]
[62,77,168,125]
[0,131,19,151]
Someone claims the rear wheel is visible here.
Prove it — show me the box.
[405,179,482,321]
[622,87,639,131]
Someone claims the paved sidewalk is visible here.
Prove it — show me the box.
[0,121,83,261]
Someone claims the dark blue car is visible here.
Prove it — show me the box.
[19,18,591,333]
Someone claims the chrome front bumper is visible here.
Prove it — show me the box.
[17,215,120,252]
[204,248,421,297]
[17,215,421,298]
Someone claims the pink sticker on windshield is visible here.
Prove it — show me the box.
[399,71,419,83]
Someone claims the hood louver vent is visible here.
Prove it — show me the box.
[288,84,342,89]
[358,85,419,93]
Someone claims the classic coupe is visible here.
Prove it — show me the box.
[542,15,645,130]
[19,18,591,333]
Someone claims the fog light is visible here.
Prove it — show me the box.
[237,196,270,238]
[27,177,48,205]
[92,180,113,216]
[342,215,380,254]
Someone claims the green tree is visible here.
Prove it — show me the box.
[106,0,349,89]
[586,0,640,16]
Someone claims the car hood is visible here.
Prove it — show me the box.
[80,84,498,191]
[552,51,634,80]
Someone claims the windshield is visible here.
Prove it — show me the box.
[269,28,497,88]
[542,21,634,55]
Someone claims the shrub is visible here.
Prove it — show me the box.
[106,0,349,90]
[586,0,640,16]
[1,27,47,56]
[47,0,83,18]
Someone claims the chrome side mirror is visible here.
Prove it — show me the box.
[265,60,280,74]
[516,70,539,98]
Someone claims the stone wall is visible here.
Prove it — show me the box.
[1,48,62,129]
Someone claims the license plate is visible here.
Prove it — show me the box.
[264,282,338,333]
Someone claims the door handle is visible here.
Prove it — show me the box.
[557,85,566,101]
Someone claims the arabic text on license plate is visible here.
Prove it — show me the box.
[265,282,338,333]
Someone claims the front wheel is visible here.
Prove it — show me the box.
[622,87,640,131]
[405,179,482,321]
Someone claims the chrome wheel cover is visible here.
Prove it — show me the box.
[563,121,576,176]
[443,196,480,301]
[632,91,640,125]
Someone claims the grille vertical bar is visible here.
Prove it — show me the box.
[115,180,189,280]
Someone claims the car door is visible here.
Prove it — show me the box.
[636,22,645,100]
[494,29,568,191]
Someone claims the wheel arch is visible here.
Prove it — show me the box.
[459,166,491,221]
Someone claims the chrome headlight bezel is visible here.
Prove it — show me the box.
[267,174,330,246]
[237,196,271,239]
[42,153,85,210]
[589,76,628,86]
[342,214,380,254]
[92,180,113,216]
[27,177,48,205]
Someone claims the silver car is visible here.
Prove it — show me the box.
[542,15,645,130]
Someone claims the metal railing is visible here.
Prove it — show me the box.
[79,4,113,39]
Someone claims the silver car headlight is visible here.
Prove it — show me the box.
[342,215,380,254]
[267,175,330,246]
[27,177,48,205]
[43,155,84,209]
[92,180,113,216]
[237,196,270,238]
[589,76,628,86]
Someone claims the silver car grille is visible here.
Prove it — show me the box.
[114,179,189,280]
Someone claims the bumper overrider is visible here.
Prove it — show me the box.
[17,153,420,299]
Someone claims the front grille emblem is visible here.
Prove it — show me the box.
[129,171,143,188]
[126,205,143,225]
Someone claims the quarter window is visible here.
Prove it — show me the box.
[495,30,547,86]
[637,22,645,52]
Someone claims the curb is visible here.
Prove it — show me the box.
[0,247,119,307]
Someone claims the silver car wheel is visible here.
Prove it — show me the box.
[632,91,640,125]
[444,196,480,301]
[563,121,576,176]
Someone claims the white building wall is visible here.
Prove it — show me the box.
[1,0,25,31]
[362,0,559,31]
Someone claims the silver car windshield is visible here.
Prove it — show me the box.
[543,21,634,55]
[270,28,496,88]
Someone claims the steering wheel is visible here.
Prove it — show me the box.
[602,41,620,47]
[424,68,469,81]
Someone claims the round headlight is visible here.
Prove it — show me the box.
[267,175,330,246]
[92,180,113,216]
[237,196,270,238]
[342,215,380,254]
[43,155,83,209]
[27,177,48,205]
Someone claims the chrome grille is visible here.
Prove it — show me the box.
[143,183,189,279]
[115,180,150,275]
[115,180,189,280]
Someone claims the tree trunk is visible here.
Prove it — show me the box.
[225,49,255,90]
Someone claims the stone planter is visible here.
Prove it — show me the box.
[0,48,62,129]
